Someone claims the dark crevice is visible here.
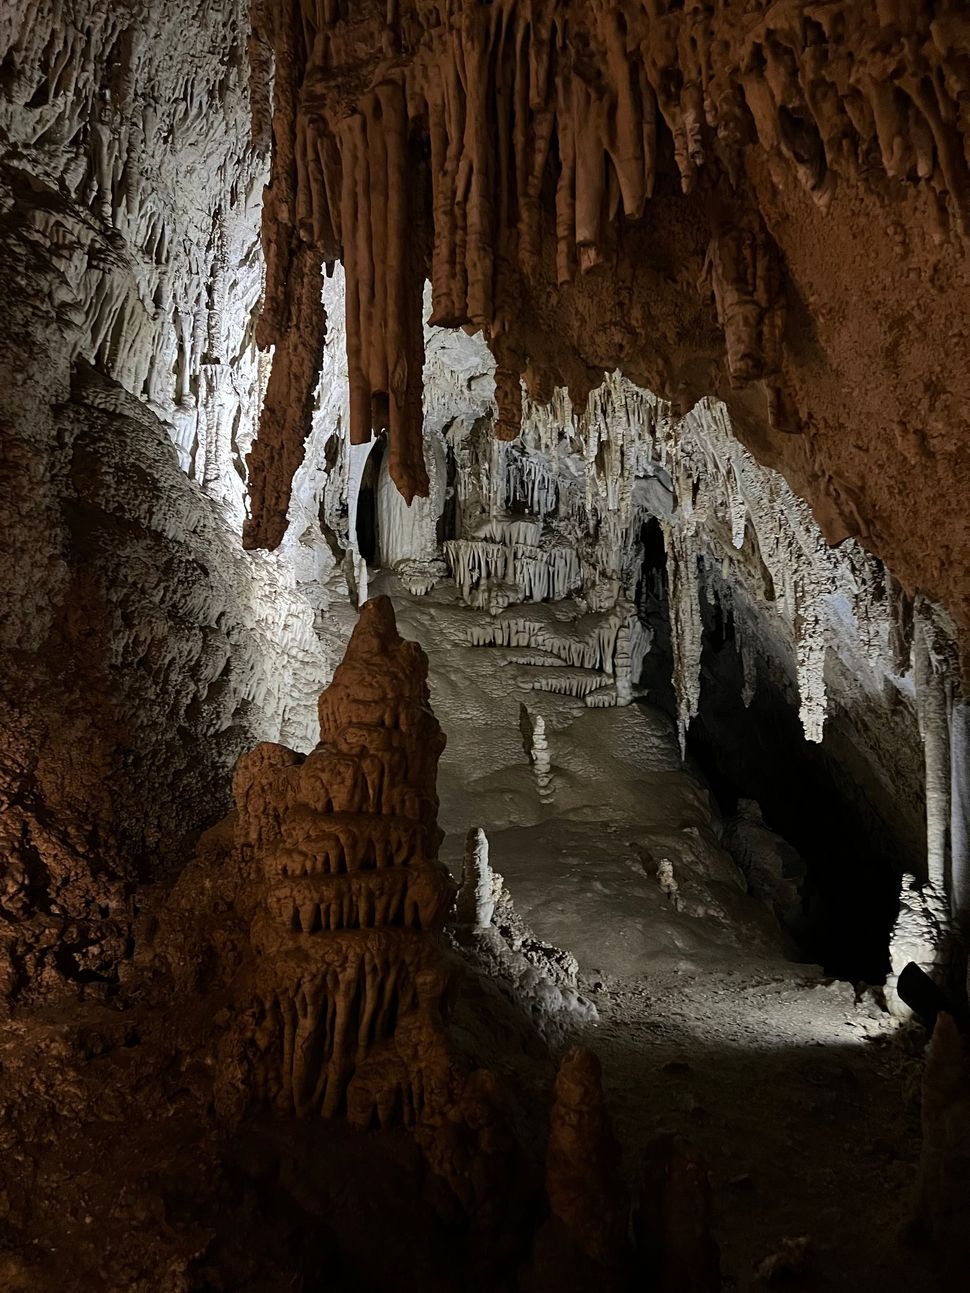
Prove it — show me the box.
[355,433,386,564]
[634,518,904,984]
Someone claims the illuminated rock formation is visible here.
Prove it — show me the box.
[218,594,458,1125]
[246,0,970,653]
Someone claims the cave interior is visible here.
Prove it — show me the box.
[2,2,970,1290]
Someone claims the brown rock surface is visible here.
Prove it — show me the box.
[212,594,458,1124]
[246,0,970,650]
[634,1132,721,1293]
[914,1011,970,1274]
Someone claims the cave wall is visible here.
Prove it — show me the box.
[0,0,332,1000]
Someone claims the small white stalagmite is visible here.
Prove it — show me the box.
[457,827,496,928]
[530,715,553,800]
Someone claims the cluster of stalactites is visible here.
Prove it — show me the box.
[246,0,970,549]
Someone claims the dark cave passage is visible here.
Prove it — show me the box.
[635,519,905,984]
[355,435,386,564]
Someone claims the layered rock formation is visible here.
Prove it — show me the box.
[0,359,330,1003]
[216,594,459,1126]
[0,0,341,1001]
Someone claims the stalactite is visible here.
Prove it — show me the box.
[244,243,327,551]
[0,0,267,530]
[664,523,703,756]
[340,85,429,502]
[248,0,970,562]
[915,601,952,894]
[467,603,645,709]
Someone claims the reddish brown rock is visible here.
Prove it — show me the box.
[248,1,970,649]
[914,1012,970,1274]
[547,1046,630,1260]
[216,595,456,1123]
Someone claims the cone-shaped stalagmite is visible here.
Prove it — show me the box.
[219,595,455,1125]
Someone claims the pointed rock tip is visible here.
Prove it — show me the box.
[350,595,403,652]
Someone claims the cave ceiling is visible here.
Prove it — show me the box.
[244,0,970,645]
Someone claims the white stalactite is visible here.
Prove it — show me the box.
[915,601,951,894]
[664,523,703,754]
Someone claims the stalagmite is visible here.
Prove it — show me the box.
[9,0,970,1286]
[915,602,952,894]
[529,715,553,800]
[887,875,951,1019]
[634,1134,720,1293]
[543,1047,630,1268]
[914,1013,970,1274]
[948,690,970,927]
[457,827,495,929]
[216,596,458,1124]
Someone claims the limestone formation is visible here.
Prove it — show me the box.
[217,595,457,1125]
[245,0,970,664]
[457,827,497,930]
[528,1046,631,1287]
[887,876,951,1020]
[634,1133,721,1293]
[469,604,649,710]
[914,1013,970,1275]
[450,854,598,1043]
[4,1,970,1287]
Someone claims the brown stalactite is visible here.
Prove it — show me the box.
[249,0,970,638]
[243,241,327,551]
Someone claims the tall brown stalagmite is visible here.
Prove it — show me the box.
[524,1045,631,1290]
[247,0,970,651]
[217,594,457,1124]
[914,1012,970,1275]
[634,1133,721,1293]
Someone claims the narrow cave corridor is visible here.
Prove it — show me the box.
[636,517,909,984]
[3,3,970,1292]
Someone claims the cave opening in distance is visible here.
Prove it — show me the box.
[635,517,903,984]
[355,433,386,564]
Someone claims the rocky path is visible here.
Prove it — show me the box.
[575,964,931,1292]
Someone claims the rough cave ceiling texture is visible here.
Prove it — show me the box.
[247,0,970,643]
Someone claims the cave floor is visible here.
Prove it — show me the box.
[365,575,936,1293]
[575,967,926,1292]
